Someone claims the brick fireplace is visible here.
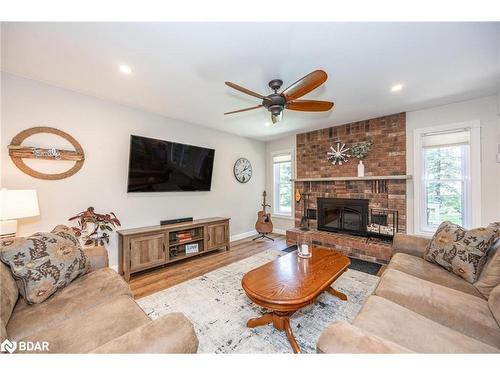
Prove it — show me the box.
[286,113,408,264]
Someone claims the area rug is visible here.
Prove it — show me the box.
[137,249,379,353]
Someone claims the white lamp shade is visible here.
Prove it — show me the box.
[0,189,40,220]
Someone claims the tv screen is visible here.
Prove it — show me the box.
[127,135,215,192]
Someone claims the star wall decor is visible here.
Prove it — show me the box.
[327,142,351,165]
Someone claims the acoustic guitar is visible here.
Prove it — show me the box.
[254,191,273,240]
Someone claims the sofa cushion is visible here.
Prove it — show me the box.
[18,295,150,353]
[353,295,498,353]
[375,269,500,348]
[474,229,500,298]
[490,285,500,327]
[0,261,18,324]
[423,221,496,283]
[7,268,131,340]
[0,226,90,304]
[388,252,484,298]
[90,313,199,353]
[392,233,431,258]
[317,321,412,353]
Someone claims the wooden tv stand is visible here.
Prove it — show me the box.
[117,217,230,281]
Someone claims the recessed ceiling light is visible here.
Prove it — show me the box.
[265,122,271,127]
[391,84,403,92]
[119,65,132,75]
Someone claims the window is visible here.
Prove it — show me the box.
[272,152,292,216]
[414,122,481,234]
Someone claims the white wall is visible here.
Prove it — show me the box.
[1,74,266,267]
[265,135,296,233]
[406,95,500,233]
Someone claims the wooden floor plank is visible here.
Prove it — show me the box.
[130,233,287,299]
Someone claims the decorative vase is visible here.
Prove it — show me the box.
[357,160,365,177]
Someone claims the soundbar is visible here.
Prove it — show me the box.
[160,217,193,226]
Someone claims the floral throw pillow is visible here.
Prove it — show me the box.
[0,225,90,304]
[424,221,497,283]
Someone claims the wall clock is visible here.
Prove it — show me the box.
[233,157,252,183]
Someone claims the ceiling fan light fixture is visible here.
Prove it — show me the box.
[271,112,282,124]
[224,70,333,122]
[269,105,283,124]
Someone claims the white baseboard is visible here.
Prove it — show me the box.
[109,264,118,272]
[230,230,257,242]
[272,228,287,235]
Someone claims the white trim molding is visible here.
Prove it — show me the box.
[272,228,287,235]
[230,230,257,242]
[412,120,481,235]
[109,264,119,272]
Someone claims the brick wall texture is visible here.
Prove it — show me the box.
[294,112,407,233]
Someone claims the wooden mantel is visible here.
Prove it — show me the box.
[291,175,412,182]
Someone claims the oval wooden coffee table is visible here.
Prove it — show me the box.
[241,246,350,353]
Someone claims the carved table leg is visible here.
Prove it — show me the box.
[283,317,300,354]
[272,312,301,354]
[247,312,273,328]
[246,311,301,353]
[327,287,348,301]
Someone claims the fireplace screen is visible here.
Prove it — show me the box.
[367,208,399,239]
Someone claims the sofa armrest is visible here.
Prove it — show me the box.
[83,246,109,270]
[90,313,199,353]
[392,233,431,258]
[317,321,412,353]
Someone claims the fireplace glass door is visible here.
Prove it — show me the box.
[317,198,369,236]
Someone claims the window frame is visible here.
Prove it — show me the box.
[271,150,294,217]
[413,121,481,236]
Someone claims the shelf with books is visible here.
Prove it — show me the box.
[169,235,204,247]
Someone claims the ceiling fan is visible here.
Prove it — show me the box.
[224,70,334,124]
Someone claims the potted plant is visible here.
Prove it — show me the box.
[351,141,373,177]
[69,207,121,246]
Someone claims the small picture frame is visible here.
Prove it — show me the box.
[185,243,199,254]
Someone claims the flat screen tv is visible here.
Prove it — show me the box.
[127,135,215,192]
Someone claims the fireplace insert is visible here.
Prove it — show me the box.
[317,198,369,236]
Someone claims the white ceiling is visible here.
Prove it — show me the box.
[1,22,499,141]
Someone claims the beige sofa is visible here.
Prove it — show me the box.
[1,246,199,353]
[317,233,500,353]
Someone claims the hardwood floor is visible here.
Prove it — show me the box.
[129,233,287,299]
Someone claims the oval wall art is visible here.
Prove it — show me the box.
[8,127,85,180]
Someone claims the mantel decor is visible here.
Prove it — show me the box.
[8,126,85,180]
[351,141,373,177]
[327,142,350,165]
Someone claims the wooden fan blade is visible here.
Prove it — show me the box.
[224,105,263,115]
[281,70,328,101]
[225,81,268,100]
[286,100,334,112]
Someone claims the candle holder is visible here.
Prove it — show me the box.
[296,233,312,259]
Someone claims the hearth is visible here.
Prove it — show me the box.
[317,198,369,236]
